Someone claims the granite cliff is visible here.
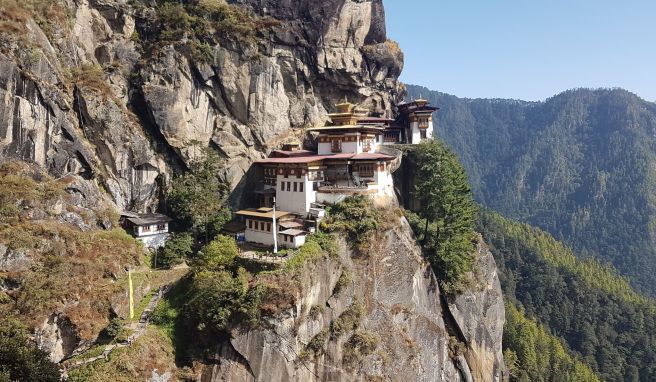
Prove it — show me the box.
[0,1,505,380]
[206,218,505,382]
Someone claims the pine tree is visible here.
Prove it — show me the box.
[413,140,477,290]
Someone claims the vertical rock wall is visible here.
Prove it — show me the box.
[205,218,506,382]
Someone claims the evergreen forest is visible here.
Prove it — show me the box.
[407,85,656,297]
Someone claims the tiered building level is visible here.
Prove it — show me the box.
[231,99,438,249]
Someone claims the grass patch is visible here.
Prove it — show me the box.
[67,326,177,382]
[343,330,379,368]
[332,271,351,296]
[330,300,364,339]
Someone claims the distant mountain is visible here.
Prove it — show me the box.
[406,85,656,295]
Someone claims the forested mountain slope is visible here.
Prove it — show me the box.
[407,84,656,295]
[478,211,656,381]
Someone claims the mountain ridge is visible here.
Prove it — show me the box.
[407,83,656,296]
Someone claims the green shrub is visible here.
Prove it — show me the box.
[283,241,323,272]
[157,233,193,269]
[333,271,351,296]
[305,329,328,356]
[184,268,249,334]
[343,330,379,367]
[167,148,231,244]
[0,318,61,382]
[330,300,364,338]
[195,235,238,271]
[324,196,381,252]
[101,317,123,341]
[309,305,324,320]
[306,232,339,258]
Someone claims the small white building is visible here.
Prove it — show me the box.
[235,207,308,249]
[122,213,172,250]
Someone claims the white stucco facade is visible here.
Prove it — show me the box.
[317,133,380,155]
[138,233,170,250]
[134,223,169,237]
[243,218,307,249]
[275,174,316,215]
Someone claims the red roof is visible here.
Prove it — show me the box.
[271,149,315,158]
[351,153,395,160]
[256,152,395,164]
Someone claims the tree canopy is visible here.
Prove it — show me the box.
[0,319,61,382]
[407,85,656,297]
[409,140,477,292]
[478,210,656,381]
[167,148,231,243]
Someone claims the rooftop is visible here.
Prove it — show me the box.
[256,152,395,165]
[235,208,293,219]
[278,228,307,236]
[122,213,172,226]
[307,124,385,132]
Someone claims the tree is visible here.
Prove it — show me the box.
[0,319,61,382]
[195,235,238,271]
[167,147,231,243]
[157,233,194,268]
[413,140,477,290]
[184,268,249,334]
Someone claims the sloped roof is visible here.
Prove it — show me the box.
[123,213,172,226]
[278,229,307,236]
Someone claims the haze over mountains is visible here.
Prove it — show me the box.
[407,84,656,296]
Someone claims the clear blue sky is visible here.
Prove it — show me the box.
[384,0,656,101]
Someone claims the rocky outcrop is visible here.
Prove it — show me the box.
[205,218,505,381]
[0,0,402,211]
[447,237,507,382]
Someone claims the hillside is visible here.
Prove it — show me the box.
[407,84,656,296]
[478,211,656,381]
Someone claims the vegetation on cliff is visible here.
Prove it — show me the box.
[407,85,656,297]
[149,230,339,363]
[0,319,60,382]
[131,0,278,62]
[479,211,656,381]
[404,140,478,293]
[167,148,231,245]
[0,161,145,342]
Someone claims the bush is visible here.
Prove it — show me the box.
[309,305,324,320]
[167,148,231,243]
[101,317,123,341]
[283,241,323,272]
[343,330,379,367]
[195,235,238,271]
[0,319,61,382]
[330,300,364,338]
[324,196,381,252]
[305,329,328,356]
[333,271,351,296]
[305,232,339,258]
[157,233,193,269]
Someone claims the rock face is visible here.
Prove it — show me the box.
[205,218,506,381]
[0,0,402,211]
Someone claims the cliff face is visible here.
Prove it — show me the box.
[0,1,506,379]
[0,0,402,211]
[205,218,505,382]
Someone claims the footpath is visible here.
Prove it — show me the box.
[60,284,170,375]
